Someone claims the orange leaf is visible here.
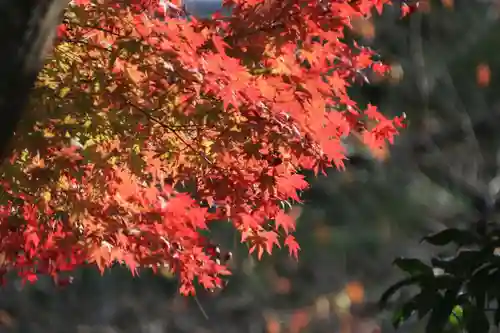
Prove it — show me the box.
[345,281,364,304]
[477,63,491,87]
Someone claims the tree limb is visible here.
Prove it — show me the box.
[0,0,69,160]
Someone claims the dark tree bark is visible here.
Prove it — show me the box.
[0,0,69,160]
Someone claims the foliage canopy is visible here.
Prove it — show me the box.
[0,0,405,295]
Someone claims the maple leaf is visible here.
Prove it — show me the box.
[54,146,83,163]
[238,213,261,232]
[263,230,280,253]
[364,103,384,121]
[179,283,196,296]
[24,231,40,257]
[90,245,111,275]
[198,274,215,290]
[276,174,309,202]
[122,253,139,276]
[114,170,139,200]
[284,235,300,259]
[24,273,38,284]
[274,209,297,234]
[248,230,280,260]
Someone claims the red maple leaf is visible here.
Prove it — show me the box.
[274,209,297,234]
[284,235,300,260]
[276,174,309,201]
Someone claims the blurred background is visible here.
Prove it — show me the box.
[1,0,499,332]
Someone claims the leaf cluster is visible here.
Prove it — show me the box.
[0,0,405,295]
[381,226,500,333]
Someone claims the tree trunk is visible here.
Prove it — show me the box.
[0,0,69,160]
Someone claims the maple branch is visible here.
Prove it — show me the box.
[75,24,123,38]
[123,99,215,166]
[0,0,69,161]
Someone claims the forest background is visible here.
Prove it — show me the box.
[0,0,497,333]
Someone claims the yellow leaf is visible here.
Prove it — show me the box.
[160,267,175,279]
[41,191,51,202]
[57,176,69,190]
[63,115,77,124]
[43,129,55,138]
[202,140,213,148]
[59,87,71,98]
[20,149,29,162]
[84,139,95,148]
[230,125,241,132]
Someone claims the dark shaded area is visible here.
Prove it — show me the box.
[0,0,67,160]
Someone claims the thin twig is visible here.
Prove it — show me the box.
[124,100,215,166]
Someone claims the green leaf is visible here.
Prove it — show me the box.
[392,301,418,329]
[394,257,433,276]
[430,274,460,290]
[432,250,488,277]
[425,290,457,333]
[422,228,479,247]
[467,264,496,308]
[388,289,438,328]
[413,290,439,319]
[448,305,463,326]
[494,300,500,326]
[379,276,421,308]
[464,306,489,333]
